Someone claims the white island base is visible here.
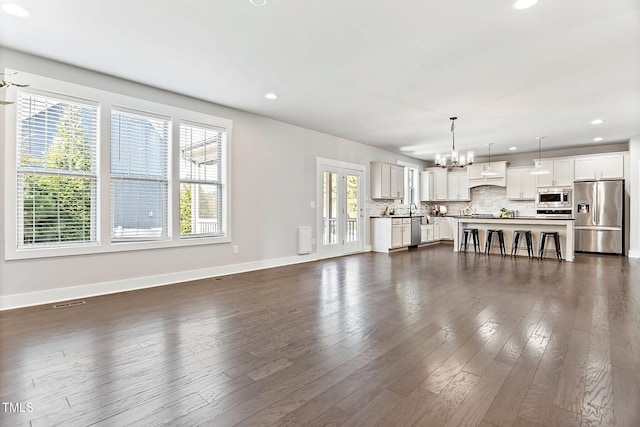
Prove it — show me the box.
[451,217,575,261]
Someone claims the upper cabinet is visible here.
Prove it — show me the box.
[574,153,624,181]
[467,161,506,188]
[447,171,470,201]
[370,161,405,199]
[534,159,573,187]
[506,167,536,200]
[420,168,447,201]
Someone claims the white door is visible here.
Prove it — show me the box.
[317,160,365,257]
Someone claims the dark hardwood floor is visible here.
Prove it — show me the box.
[1,244,639,426]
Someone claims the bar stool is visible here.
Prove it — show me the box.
[460,228,480,253]
[485,229,506,256]
[511,230,534,258]
[539,231,562,261]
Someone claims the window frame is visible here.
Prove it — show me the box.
[397,160,420,207]
[3,70,232,260]
[178,120,227,239]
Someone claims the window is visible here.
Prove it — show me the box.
[5,71,232,260]
[398,161,420,206]
[111,109,169,241]
[16,92,98,248]
[179,121,226,237]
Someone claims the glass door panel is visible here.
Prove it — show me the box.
[322,171,338,246]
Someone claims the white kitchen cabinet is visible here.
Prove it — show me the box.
[506,167,536,200]
[432,168,448,201]
[420,170,433,201]
[433,219,441,240]
[447,171,470,201]
[420,224,434,243]
[467,161,506,188]
[391,165,405,199]
[391,219,403,248]
[535,159,573,187]
[371,217,411,252]
[370,162,405,199]
[440,217,454,240]
[574,153,624,181]
[391,218,411,248]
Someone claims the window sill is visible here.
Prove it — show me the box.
[4,235,231,261]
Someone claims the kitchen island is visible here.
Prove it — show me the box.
[450,216,575,261]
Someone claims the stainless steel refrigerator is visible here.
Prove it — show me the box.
[574,180,624,254]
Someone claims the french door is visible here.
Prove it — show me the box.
[317,159,365,257]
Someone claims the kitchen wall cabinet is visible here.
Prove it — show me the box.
[506,167,536,200]
[447,171,470,201]
[370,161,405,199]
[421,167,447,201]
[534,159,573,187]
[420,171,433,201]
[574,154,624,181]
[467,161,506,188]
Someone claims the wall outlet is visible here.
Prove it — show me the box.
[310,201,316,208]
[233,245,239,254]
[311,238,316,245]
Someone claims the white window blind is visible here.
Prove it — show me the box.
[16,92,98,248]
[111,109,169,241]
[179,121,225,237]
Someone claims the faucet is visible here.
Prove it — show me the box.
[409,202,418,216]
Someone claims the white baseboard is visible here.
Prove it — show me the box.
[0,253,318,311]
[629,249,640,259]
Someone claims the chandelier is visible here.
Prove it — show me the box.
[435,117,474,168]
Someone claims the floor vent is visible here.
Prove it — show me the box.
[53,300,86,309]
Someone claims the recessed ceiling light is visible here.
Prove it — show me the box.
[513,0,538,10]
[265,92,278,100]
[593,137,604,142]
[509,146,517,151]
[249,0,267,5]
[1,3,30,17]
[590,119,605,125]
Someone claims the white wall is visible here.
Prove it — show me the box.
[630,136,640,257]
[0,48,425,309]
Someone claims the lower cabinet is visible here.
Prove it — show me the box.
[420,224,434,243]
[371,217,412,252]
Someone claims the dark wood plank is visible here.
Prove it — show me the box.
[0,246,638,427]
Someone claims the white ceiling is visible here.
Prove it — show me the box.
[1,0,639,161]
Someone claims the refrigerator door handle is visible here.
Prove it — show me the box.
[592,186,597,225]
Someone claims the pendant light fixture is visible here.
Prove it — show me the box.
[435,117,474,168]
[530,136,550,175]
[481,143,498,176]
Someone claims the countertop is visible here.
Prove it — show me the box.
[369,215,422,219]
[450,215,574,221]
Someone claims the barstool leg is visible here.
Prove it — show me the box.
[485,232,492,254]
[554,234,562,261]
[539,234,546,259]
[499,232,505,256]
[473,231,479,253]
[526,232,533,258]
[511,233,519,256]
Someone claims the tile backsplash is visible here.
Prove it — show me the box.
[368,186,536,217]
[446,186,536,217]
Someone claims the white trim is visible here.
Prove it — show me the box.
[629,250,640,258]
[4,69,233,260]
[0,253,318,311]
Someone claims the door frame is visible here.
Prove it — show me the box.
[316,157,366,258]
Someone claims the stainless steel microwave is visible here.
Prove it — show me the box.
[536,187,572,209]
